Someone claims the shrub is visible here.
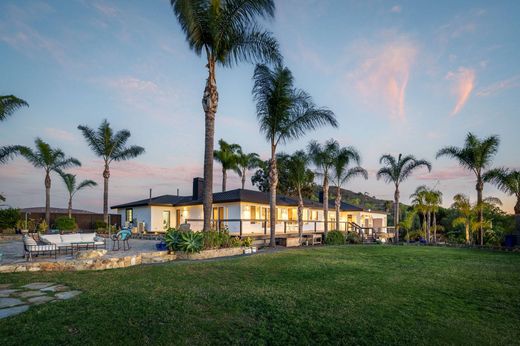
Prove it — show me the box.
[37,220,48,233]
[94,220,107,230]
[54,217,77,231]
[178,231,204,253]
[346,232,361,244]
[0,208,20,230]
[325,230,345,245]
[230,236,242,247]
[202,230,225,250]
[16,219,36,232]
[242,237,253,247]
[164,228,182,251]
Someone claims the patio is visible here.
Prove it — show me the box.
[0,236,174,272]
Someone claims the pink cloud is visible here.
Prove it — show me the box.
[43,128,75,141]
[347,35,417,120]
[415,166,472,181]
[477,75,520,96]
[390,5,402,13]
[446,67,475,115]
[92,2,119,17]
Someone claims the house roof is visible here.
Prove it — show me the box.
[111,188,385,214]
[19,207,97,214]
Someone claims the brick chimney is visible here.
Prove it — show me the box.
[192,177,204,200]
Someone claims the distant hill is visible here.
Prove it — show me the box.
[313,187,399,215]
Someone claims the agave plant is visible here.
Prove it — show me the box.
[164,229,182,251]
[179,231,204,254]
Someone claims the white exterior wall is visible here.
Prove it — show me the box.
[117,201,387,234]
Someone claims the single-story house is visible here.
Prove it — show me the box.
[111,178,388,235]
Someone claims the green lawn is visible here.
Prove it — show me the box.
[1,246,520,345]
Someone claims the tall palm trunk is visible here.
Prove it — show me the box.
[269,142,278,247]
[515,197,520,238]
[68,195,72,219]
[426,210,431,243]
[222,168,227,192]
[103,163,110,225]
[432,212,437,243]
[202,58,218,232]
[465,224,470,245]
[394,185,400,242]
[323,176,329,236]
[45,170,51,231]
[241,169,246,190]
[335,185,341,231]
[476,178,484,245]
[297,189,303,244]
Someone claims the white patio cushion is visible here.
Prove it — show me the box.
[61,234,83,243]
[94,241,105,245]
[23,236,37,246]
[33,245,56,251]
[80,233,96,242]
[40,234,61,244]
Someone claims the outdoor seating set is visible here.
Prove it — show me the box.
[23,233,106,261]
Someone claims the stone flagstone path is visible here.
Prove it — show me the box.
[0,282,82,319]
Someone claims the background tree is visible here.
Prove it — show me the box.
[170,0,281,231]
[16,138,81,229]
[451,194,474,244]
[252,64,338,246]
[411,186,429,241]
[235,149,260,190]
[428,188,443,243]
[60,173,97,218]
[485,168,520,236]
[308,139,338,238]
[286,150,314,241]
[78,119,145,225]
[0,95,28,122]
[330,145,367,231]
[377,154,432,242]
[437,132,500,246]
[399,209,418,243]
[0,94,29,201]
[213,139,241,192]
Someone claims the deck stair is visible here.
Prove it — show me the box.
[348,222,376,243]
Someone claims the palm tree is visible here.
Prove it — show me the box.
[427,188,443,243]
[330,146,367,231]
[452,194,475,244]
[399,209,417,243]
[286,150,314,243]
[78,120,145,225]
[437,133,500,245]
[0,95,28,122]
[60,173,97,218]
[308,139,339,238]
[376,154,432,242]
[252,64,338,246]
[213,139,241,192]
[485,168,520,235]
[411,186,429,241]
[235,149,260,190]
[15,138,81,229]
[170,0,281,231]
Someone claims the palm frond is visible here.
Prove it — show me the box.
[111,146,145,162]
[0,145,27,164]
[0,95,29,121]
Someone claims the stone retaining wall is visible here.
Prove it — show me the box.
[175,247,245,260]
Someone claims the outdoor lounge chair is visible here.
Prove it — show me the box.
[111,229,132,251]
[23,235,57,261]
[40,233,106,254]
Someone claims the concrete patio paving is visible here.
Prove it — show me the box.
[0,236,160,264]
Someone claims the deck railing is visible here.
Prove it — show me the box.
[184,218,392,240]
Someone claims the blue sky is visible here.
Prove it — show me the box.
[1,0,519,213]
